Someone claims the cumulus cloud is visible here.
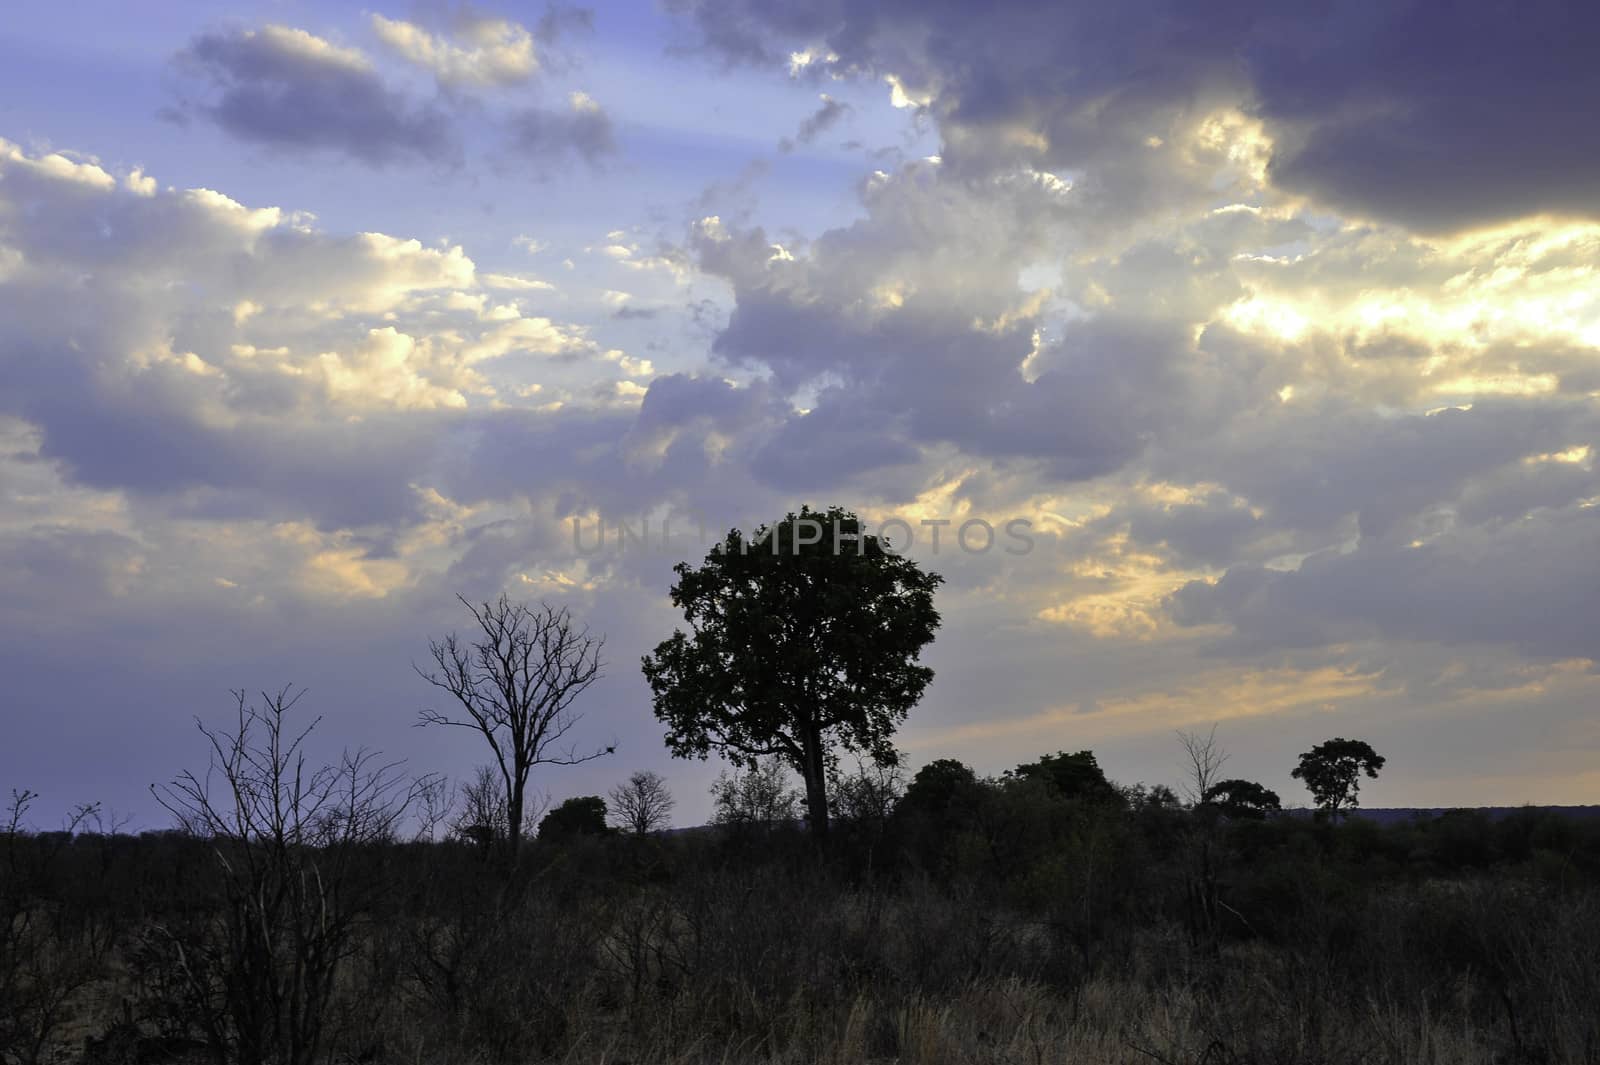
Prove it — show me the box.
[174,25,460,166]
[370,12,539,87]
[0,140,647,531]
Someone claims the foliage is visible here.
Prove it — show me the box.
[1202,778,1283,820]
[642,505,943,838]
[538,796,611,841]
[1006,750,1120,804]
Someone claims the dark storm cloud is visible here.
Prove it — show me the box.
[175,26,461,166]
[672,0,1600,232]
[1246,0,1600,232]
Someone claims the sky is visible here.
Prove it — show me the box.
[3,0,1599,829]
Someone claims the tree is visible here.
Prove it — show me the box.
[1176,725,1229,807]
[642,506,943,841]
[1291,738,1385,821]
[538,796,610,841]
[899,758,983,820]
[1201,779,1281,820]
[830,757,905,828]
[609,771,676,835]
[1007,750,1118,803]
[710,759,801,831]
[449,765,548,853]
[1,791,106,1065]
[151,688,416,1065]
[417,594,613,858]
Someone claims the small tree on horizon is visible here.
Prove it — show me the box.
[609,771,675,835]
[1292,738,1385,821]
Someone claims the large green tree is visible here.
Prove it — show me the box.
[642,506,943,840]
[1291,738,1385,821]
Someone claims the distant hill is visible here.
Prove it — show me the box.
[1285,806,1600,826]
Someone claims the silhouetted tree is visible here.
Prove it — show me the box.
[1177,725,1229,806]
[899,759,983,819]
[417,594,613,859]
[1202,779,1282,820]
[151,688,415,1065]
[609,771,675,835]
[1007,750,1118,803]
[538,796,610,841]
[450,765,547,854]
[642,506,943,840]
[1292,738,1385,821]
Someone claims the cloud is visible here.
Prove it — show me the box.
[778,93,850,151]
[0,140,646,531]
[671,0,1600,233]
[506,92,617,171]
[370,12,539,87]
[1169,498,1600,661]
[174,25,460,166]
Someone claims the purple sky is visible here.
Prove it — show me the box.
[3,0,1600,830]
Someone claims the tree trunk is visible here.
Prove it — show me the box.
[800,729,830,840]
[507,775,524,857]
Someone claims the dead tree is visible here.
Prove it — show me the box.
[416,594,612,859]
[609,771,675,835]
[151,688,415,1065]
[1175,724,1230,951]
[1177,724,1230,808]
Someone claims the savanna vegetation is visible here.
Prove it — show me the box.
[4,509,1598,1065]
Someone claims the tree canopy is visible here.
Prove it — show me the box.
[1007,750,1119,804]
[1292,738,1385,821]
[642,505,943,839]
[538,796,610,841]
[1202,778,1282,820]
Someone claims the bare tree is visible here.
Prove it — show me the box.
[412,774,457,843]
[1,791,105,1065]
[831,757,905,828]
[710,759,801,831]
[151,688,416,1065]
[1176,725,1230,807]
[609,771,676,835]
[1175,725,1232,951]
[417,594,613,859]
